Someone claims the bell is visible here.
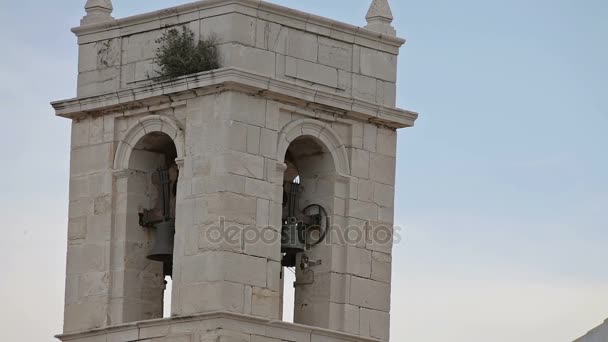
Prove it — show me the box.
[281,221,306,267]
[147,220,175,276]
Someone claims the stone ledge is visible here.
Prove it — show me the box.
[56,311,387,342]
[71,0,405,51]
[51,67,418,128]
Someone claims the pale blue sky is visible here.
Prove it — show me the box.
[0,0,606,341]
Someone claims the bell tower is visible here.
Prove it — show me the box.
[52,0,418,341]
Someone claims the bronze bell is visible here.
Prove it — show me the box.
[147,220,175,276]
[281,221,306,267]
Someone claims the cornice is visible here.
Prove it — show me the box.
[51,67,418,129]
[71,0,405,49]
[56,311,386,342]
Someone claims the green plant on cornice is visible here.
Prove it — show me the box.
[152,26,220,80]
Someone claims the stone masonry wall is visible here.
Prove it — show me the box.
[76,3,399,108]
[64,90,397,341]
[62,1,406,340]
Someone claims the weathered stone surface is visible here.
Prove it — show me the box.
[286,56,338,89]
[58,0,412,339]
[371,252,392,283]
[287,29,318,62]
[350,277,391,311]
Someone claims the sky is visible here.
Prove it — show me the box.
[0,0,606,341]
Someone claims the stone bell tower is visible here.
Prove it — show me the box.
[52,0,418,341]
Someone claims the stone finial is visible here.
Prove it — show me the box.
[81,0,114,25]
[365,0,396,36]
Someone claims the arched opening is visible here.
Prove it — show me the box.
[125,131,178,321]
[280,135,335,325]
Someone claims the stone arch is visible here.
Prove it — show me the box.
[277,119,350,175]
[114,115,185,171]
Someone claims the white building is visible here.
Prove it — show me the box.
[51,0,418,341]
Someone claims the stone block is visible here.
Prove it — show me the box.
[179,281,244,315]
[66,244,106,274]
[133,58,157,82]
[376,80,396,107]
[123,30,163,65]
[71,118,90,148]
[347,199,378,222]
[328,303,359,335]
[348,148,369,179]
[352,45,361,74]
[223,92,267,128]
[285,56,338,89]
[349,277,390,311]
[357,179,374,202]
[370,310,390,340]
[376,128,397,157]
[89,115,104,145]
[259,128,278,159]
[68,197,94,220]
[359,47,397,82]
[216,151,265,180]
[265,325,311,342]
[256,198,270,228]
[371,252,392,283]
[337,69,352,94]
[206,192,257,225]
[369,153,395,185]
[287,29,318,62]
[201,330,249,342]
[224,252,268,287]
[366,222,393,254]
[329,272,350,304]
[251,288,280,319]
[363,124,378,152]
[70,143,112,177]
[106,327,139,342]
[246,125,261,155]
[201,13,256,46]
[243,227,281,261]
[219,43,277,77]
[318,37,353,71]
[78,43,98,73]
[244,177,276,201]
[359,308,371,337]
[139,324,171,340]
[68,217,87,241]
[79,38,121,73]
[251,336,281,342]
[352,74,377,103]
[333,197,346,216]
[351,122,364,149]
[264,101,281,131]
[255,20,285,53]
[85,214,112,243]
[346,246,372,278]
[63,299,107,333]
[192,174,247,196]
[377,206,394,225]
[197,221,243,253]
[373,183,394,207]
[266,261,282,292]
[227,120,249,152]
[179,252,225,285]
